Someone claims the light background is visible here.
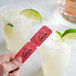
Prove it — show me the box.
[0,0,76,76]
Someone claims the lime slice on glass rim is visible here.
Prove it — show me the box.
[56,29,76,43]
[61,29,76,39]
[20,9,42,23]
[4,23,13,38]
[4,9,42,38]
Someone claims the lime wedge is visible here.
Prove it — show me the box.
[56,29,76,40]
[20,9,42,23]
[4,23,13,38]
[62,29,76,39]
[56,31,62,37]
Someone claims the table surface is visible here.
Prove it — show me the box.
[0,0,76,76]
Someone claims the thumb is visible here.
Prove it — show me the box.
[6,57,22,72]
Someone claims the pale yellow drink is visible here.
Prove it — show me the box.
[1,8,42,52]
[1,9,33,52]
[40,33,71,76]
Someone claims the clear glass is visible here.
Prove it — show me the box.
[58,0,76,23]
[40,35,71,76]
[0,3,41,52]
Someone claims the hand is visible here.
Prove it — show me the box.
[0,53,22,76]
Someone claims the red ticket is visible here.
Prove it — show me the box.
[31,26,52,46]
[15,26,52,63]
[15,42,37,63]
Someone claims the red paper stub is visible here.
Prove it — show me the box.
[31,26,52,46]
[15,26,52,63]
[15,42,37,63]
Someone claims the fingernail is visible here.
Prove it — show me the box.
[16,57,22,62]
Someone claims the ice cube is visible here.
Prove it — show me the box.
[1,9,21,25]
[12,15,27,30]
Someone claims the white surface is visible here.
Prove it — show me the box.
[0,0,76,76]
